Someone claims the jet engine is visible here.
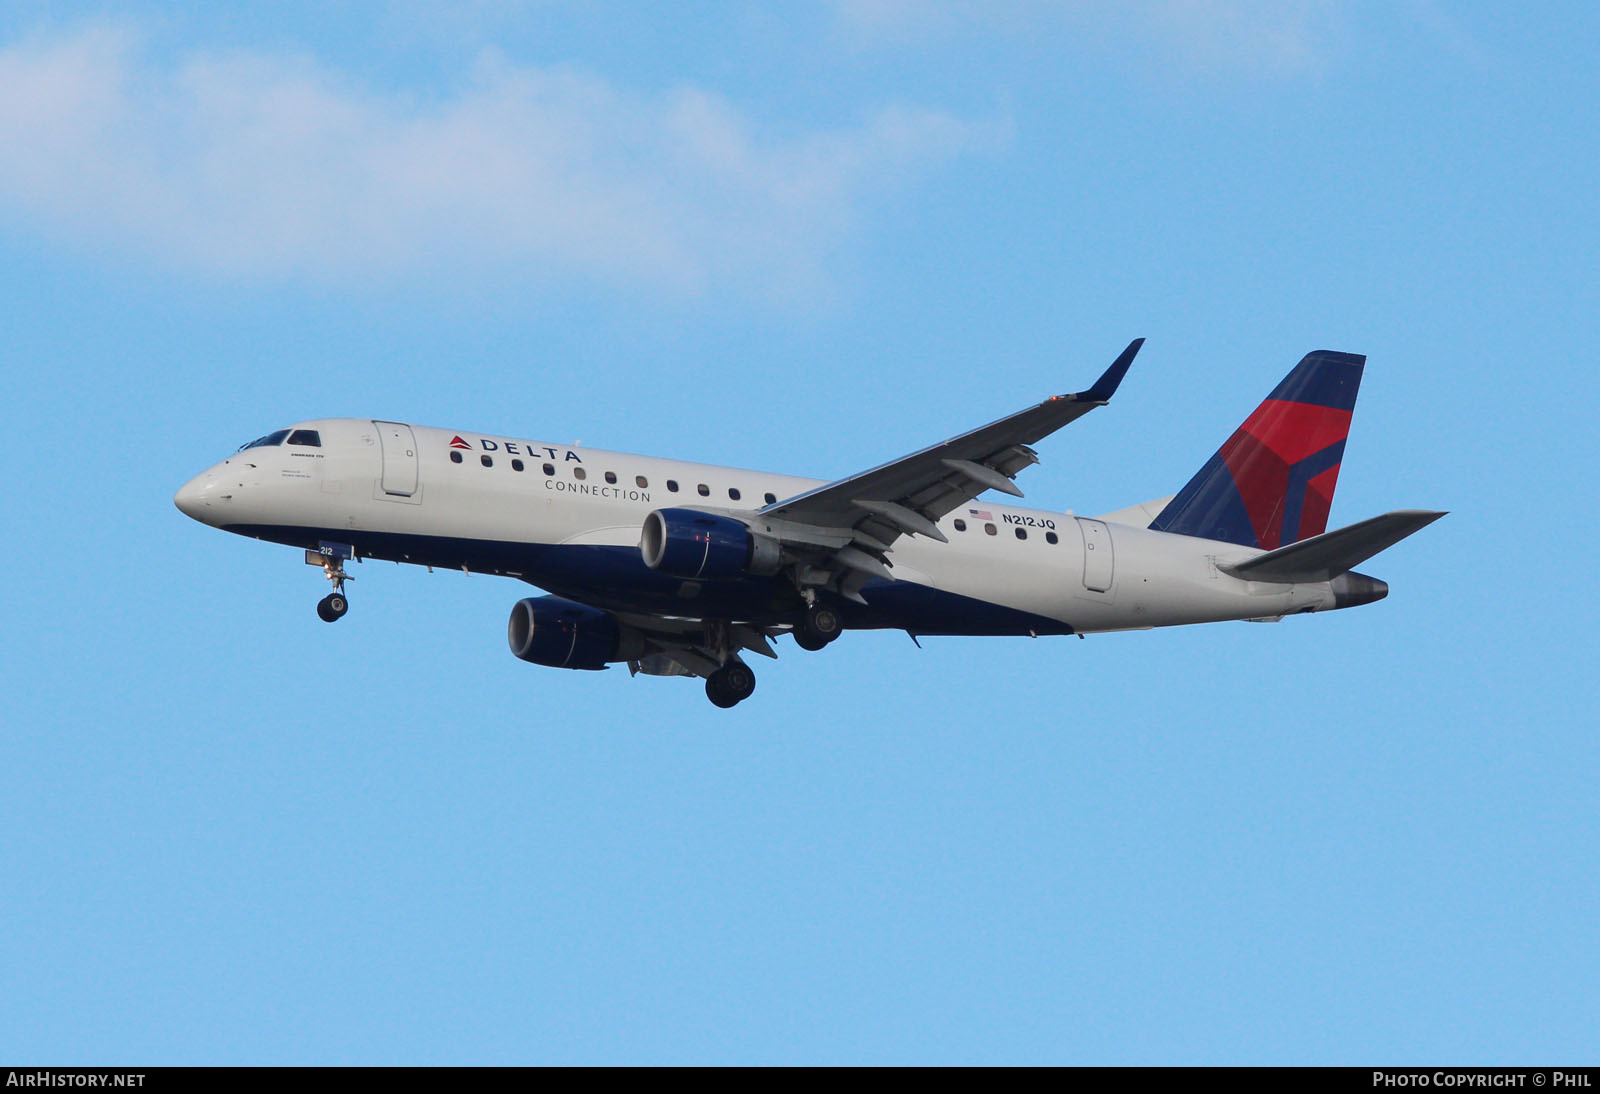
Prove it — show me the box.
[640,508,781,580]
[507,596,641,670]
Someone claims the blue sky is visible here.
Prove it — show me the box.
[2,1,1595,1064]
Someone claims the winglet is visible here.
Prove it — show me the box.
[1079,338,1144,404]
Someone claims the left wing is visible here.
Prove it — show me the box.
[608,610,781,679]
[754,338,1143,600]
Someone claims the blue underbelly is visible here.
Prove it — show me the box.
[225,524,1071,637]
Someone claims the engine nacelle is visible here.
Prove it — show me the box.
[640,508,781,580]
[507,596,638,671]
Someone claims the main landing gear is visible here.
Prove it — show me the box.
[705,660,757,709]
[793,603,842,651]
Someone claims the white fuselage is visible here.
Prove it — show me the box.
[175,417,1347,636]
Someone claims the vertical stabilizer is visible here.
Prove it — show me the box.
[1149,351,1365,549]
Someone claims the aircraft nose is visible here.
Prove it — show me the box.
[174,471,215,522]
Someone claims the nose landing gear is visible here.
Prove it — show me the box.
[306,545,354,622]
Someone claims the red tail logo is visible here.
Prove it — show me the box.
[1150,351,1366,549]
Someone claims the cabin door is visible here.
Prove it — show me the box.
[374,421,419,497]
[1077,518,1115,593]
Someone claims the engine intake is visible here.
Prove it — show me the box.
[640,508,781,580]
[507,596,637,671]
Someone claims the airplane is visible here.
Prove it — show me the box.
[174,341,1444,708]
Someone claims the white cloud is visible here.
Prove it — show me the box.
[1144,0,1346,76]
[0,24,997,295]
[829,0,1348,74]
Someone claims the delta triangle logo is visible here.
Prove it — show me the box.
[449,435,472,450]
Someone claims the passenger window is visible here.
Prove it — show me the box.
[481,455,493,467]
[729,487,741,501]
[574,467,587,481]
[697,484,710,497]
[1046,531,1059,545]
[450,451,463,464]
[953,519,966,532]
[287,429,321,447]
[667,480,679,492]
[512,459,524,472]
[636,475,649,488]
[985,523,997,536]
[543,463,555,475]
[1015,527,1027,540]
[764,492,777,505]
[605,471,617,484]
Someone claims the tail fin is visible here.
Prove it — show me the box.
[1149,350,1365,549]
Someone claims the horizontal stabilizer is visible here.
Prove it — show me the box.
[1220,509,1447,583]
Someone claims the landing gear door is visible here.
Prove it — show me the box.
[1077,517,1115,593]
[374,421,419,498]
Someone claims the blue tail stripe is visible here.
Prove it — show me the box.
[1279,439,1345,545]
[1267,351,1366,411]
[1147,450,1257,544]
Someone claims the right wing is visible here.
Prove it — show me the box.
[749,338,1144,600]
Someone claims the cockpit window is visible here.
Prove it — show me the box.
[287,429,321,447]
[239,429,290,450]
